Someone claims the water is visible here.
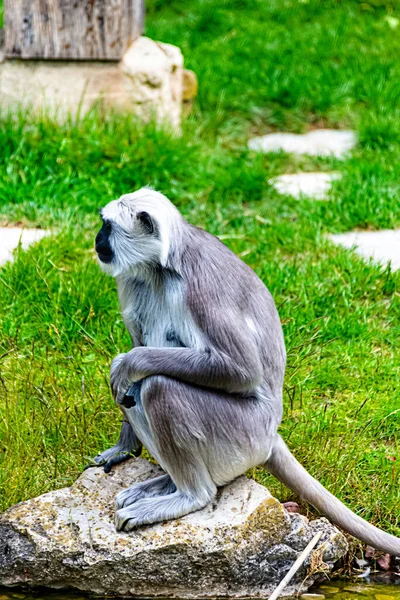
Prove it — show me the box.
[308,580,400,600]
[0,580,399,600]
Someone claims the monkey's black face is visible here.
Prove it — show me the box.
[95,219,114,264]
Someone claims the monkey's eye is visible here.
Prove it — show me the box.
[137,211,154,234]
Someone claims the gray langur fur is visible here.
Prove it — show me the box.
[92,187,400,555]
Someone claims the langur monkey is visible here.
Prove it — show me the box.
[93,187,400,555]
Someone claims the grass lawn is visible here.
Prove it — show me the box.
[0,0,399,540]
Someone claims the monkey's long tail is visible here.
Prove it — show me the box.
[265,434,400,556]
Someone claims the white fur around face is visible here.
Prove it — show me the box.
[99,188,183,276]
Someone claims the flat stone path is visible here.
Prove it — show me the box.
[249,127,400,273]
[271,172,340,200]
[0,227,50,265]
[249,129,356,158]
[330,229,400,271]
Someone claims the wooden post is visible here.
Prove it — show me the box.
[4,0,144,61]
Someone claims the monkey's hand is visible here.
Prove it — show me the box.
[110,352,142,404]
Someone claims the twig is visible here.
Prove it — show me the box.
[268,531,323,600]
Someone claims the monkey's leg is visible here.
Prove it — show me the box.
[115,474,176,509]
[115,375,217,531]
[88,418,142,473]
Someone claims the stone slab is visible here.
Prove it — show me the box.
[0,458,348,598]
[0,227,50,265]
[249,130,356,158]
[330,229,400,271]
[0,37,183,128]
[271,172,341,200]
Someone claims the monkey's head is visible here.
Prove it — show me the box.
[95,188,182,277]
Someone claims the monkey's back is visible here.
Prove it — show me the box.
[180,224,287,401]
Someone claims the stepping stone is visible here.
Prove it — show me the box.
[249,129,356,158]
[330,229,400,271]
[0,227,50,265]
[271,172,340,200]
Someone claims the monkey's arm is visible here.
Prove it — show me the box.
[111,317,262,397]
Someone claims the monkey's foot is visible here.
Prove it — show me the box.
[86,442,142,474]
[115,491,207,531]
[85,420,142,473]
[115,474,176,509]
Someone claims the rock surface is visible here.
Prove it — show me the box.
[249,130,356,158]
[121,37,183,128]
[330,229,400,271]
[0,458,347,598]
[182,69,198,101]
[0,37,183,128]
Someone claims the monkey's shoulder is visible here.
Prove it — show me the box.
[183,225,275,307]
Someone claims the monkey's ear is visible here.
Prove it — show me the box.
[137,211,154,234]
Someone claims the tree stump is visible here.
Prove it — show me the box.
[4,0,144,60]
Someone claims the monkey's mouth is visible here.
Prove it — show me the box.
[95,245,114,263]
[96,250,114,264]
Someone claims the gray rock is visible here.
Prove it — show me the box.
[0,37,183,128]
[0,458,348,598]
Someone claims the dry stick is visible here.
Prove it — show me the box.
[268,531,323,600]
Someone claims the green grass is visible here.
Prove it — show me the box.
[0,0,399,539]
